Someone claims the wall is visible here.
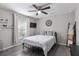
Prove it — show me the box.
[29,18,37,36]
[36,12,75,45]
[0,9,13,49]
[75,4,79,45]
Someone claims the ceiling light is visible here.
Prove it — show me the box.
[38,11,41,14]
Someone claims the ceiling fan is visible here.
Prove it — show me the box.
[28,3,51,16]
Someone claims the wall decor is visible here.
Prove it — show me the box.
[0,18,9,28]
[45,20,52,27]
[30,22,37,28]
[0,18,8,23]
[0,19,3,23]
[3,24,7,27]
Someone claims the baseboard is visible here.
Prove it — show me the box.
[0,43,22,52]
[58,42,66,46]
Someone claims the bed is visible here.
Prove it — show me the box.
[22,31,57,56]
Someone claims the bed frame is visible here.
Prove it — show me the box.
[22,31,57,55]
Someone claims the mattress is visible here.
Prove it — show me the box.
[23,35,56,56]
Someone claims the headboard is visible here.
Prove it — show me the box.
[40,31,57,43]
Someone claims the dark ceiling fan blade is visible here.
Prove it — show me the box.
[36,13,38,16]
[32,4,38,9]
[41,3,52,8]
[41,11,48,14]
[41,6,50,10]
[28,10,37,12]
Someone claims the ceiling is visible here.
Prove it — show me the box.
[0,3,77,18]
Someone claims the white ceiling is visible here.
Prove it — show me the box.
[0,3,77,18]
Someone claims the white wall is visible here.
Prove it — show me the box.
[36,12,75,45]
[29,18,37,36]
[75,4,79,45]
[0,9,13,49]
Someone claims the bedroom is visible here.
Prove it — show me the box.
[0,3,78,56]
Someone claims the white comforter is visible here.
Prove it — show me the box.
[23,35,56,56]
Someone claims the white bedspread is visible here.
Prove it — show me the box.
[23,35,56,56]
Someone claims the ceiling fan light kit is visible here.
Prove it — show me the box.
[38,11,41,14]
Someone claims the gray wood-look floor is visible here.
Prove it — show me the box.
[0,44,71,56]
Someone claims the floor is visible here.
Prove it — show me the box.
[0,44,71,56]
[70,45,79,56]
